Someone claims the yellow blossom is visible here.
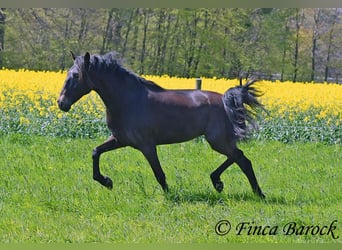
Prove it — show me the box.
[0,69,341,125]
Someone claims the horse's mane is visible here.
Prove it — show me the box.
[85,51,164,91]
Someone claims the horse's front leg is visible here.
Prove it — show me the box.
[141,146,169,192]
[92,135,123,189]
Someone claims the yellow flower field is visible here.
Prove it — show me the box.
[1,69,340,118]
[0,69,341,143]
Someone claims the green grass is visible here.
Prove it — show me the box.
[0,134,341,243]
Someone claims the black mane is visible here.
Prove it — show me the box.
[89,51,122,71]
[84,51,164,91]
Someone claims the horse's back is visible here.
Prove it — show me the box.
[141,88,231,145]
[148,88,222,107]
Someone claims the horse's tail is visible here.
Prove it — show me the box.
[222,79,264,140]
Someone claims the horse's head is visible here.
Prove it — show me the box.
[57,52,92,112]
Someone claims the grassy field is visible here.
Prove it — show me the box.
[0,134,340,243]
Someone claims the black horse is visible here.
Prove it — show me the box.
[57,51,265,198]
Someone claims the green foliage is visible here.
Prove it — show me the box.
[1,8,341,82]
[0,135,340,242]
[253,109,341,144]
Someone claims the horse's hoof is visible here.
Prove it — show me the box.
[104,176,113,190]
[254,189,265,199]
[162,184,169,193]
[258,192,266,199]
[210,174,224,193]
[214,181,224,193]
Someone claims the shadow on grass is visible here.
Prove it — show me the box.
[164,188,290,206]
[164,189,226,206]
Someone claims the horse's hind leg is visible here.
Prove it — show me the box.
[233,148,265,198]
[92,135,123,189]
[208,138,265,198]
[207,137,235,193]
[210,158,234,193]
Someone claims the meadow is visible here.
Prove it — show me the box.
[0,69,341,243]
[0,134,341,243]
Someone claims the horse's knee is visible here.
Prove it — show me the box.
[92,148,99,160]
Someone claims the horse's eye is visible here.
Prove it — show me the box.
[73,73,79,79]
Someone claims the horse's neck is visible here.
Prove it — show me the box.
[94,72,145,111]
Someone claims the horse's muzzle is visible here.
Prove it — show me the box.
[57,96,71,112]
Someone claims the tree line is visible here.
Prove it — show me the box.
[0,8,341,83]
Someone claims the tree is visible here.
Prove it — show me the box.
[292,8,302,82]
[139,8,152,74]
[322,8,342,82]
[0,8,5,66]
[0,8,341,82]
[310,8,322,81]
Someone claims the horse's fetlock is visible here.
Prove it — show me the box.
[93,174,100,181]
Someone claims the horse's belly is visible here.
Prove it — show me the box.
[152,113,208,144]
[155,128,203,145]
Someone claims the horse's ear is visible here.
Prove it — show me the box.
[84,52,90,70]
[70,51,76,61]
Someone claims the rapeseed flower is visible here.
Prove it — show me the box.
[0,69,340,143]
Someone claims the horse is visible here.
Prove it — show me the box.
[57,51,265,198]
